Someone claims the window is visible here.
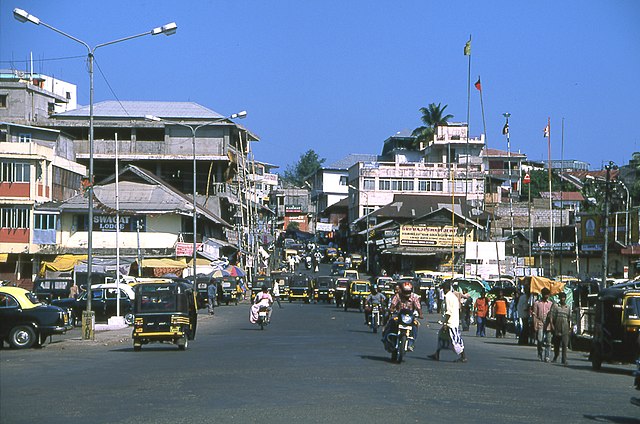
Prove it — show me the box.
[0,294,18,308]
[0,161,30,182]
[402,180,414,191]
[419,180,428,191]
[34,214,57,230]
[379,179,391,191]
[0,94,7,108]
[363,179,375,190]
[17,133,32,143]
[339,176,348,186]
[0,206,30,229]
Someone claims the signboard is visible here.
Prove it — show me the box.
[285,205,303,213]
[532,242,575,252]
[316,222,334,232]
[176,242,203,256]
[90,215,145,232]
[400,224,468,247]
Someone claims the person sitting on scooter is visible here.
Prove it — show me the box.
[364,285,386,325]
[386,282,423,350]
[250,285,273,324]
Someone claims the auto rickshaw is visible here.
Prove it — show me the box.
[344,280,371,312]
[314,276,336,303]
[335,278,349,308]
[331,261,347,276]
[349,253,363,269]
[377,277,396,299]
[252,276,273,298]
[590,284,640,370]
[132,280,197,351]
[288,274,313,303]
[217,276,240,306]
[325,247,338,263]
[192,273,212,309]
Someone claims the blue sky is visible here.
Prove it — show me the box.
[2,1,639,172]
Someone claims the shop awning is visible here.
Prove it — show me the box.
[140,258,188,269]
[39,254,88,275]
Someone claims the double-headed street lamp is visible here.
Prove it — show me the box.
[146,112,247,282]
[349,185,370,274]
[14,8,177,336]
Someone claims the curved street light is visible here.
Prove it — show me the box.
[14,8,177,337]
[145,112,247,283]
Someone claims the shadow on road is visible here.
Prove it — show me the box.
[359,354,394,363]
[583,414,640,424]
[347,329,374,334]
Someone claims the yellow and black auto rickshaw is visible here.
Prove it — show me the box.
[591,283,640,370]
[218,276,241,306]
[132,280,197,351]
[344,280,371,312]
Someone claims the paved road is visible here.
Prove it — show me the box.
[1,278,638,424]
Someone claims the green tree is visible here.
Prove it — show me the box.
[282,149,325,187]
[411,102,454,149]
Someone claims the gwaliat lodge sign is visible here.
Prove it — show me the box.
[399,224,468,247]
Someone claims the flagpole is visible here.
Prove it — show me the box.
[464,34,472,278]
[560,117,564,278]
[546,117,554,276]
[476,76,488,244]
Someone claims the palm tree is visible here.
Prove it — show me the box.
[411,102,454,149]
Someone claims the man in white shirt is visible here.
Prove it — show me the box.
[428,281,469,362]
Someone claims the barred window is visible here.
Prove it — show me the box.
[0,206,30,229]
[0,161,31,182]
[363,179,375,190]
[18,133,32,143]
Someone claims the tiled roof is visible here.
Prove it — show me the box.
[327,154,379,169]
[540,191,585,201]
[54,100,223,119]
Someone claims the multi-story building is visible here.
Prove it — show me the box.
[347,126,486,223]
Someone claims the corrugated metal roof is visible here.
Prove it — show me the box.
[54,100,224,119]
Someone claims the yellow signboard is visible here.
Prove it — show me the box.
[399,224,470,247]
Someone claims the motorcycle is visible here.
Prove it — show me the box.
[383,309,417,363]
[305,256,312,270]
[370,304,382,334]
[257,305,270,330]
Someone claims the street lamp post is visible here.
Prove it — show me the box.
[14,8,177,339]
[349,185,370,275]
[146,112,247,283]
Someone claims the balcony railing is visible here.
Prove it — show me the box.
[359,162,483,179]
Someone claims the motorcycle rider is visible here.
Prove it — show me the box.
[250,285,273,324]
[364,285,386,326]
[385,281,423,351]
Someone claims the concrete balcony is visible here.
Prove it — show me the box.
[358,162,483,179]
[74,139,228,160]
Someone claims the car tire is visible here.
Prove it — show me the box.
[133,343,142,352]
[9,325,37,349]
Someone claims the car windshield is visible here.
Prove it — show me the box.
[354,284,369,292]
[624,297,640,320]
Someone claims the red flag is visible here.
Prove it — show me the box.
[474,77,482,91]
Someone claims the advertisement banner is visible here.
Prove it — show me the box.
[399,224,468,247]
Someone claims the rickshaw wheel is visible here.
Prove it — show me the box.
[133,344,141,352]
[177,337,188,351]
[591,348,602,371]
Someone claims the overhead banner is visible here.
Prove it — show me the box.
[399,224,468,247]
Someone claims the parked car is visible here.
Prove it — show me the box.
[52,283,135,325]
[0,286,73,349]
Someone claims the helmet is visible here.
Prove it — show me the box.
[371,285,378,293]
[401,282,413,294]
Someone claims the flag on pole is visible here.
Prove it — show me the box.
[474,77,482,91]
[464,39,471,56]
[502,122,509,135]
[544,124,550,138]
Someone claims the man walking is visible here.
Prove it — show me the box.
[517,287,531,345]
[548,291,571,365]
[272,280,283,309]
[532,287,553,362]
[492,290,508,338]
[474,290,489,337]
[428,281,469,362]
[207,281,217,315]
